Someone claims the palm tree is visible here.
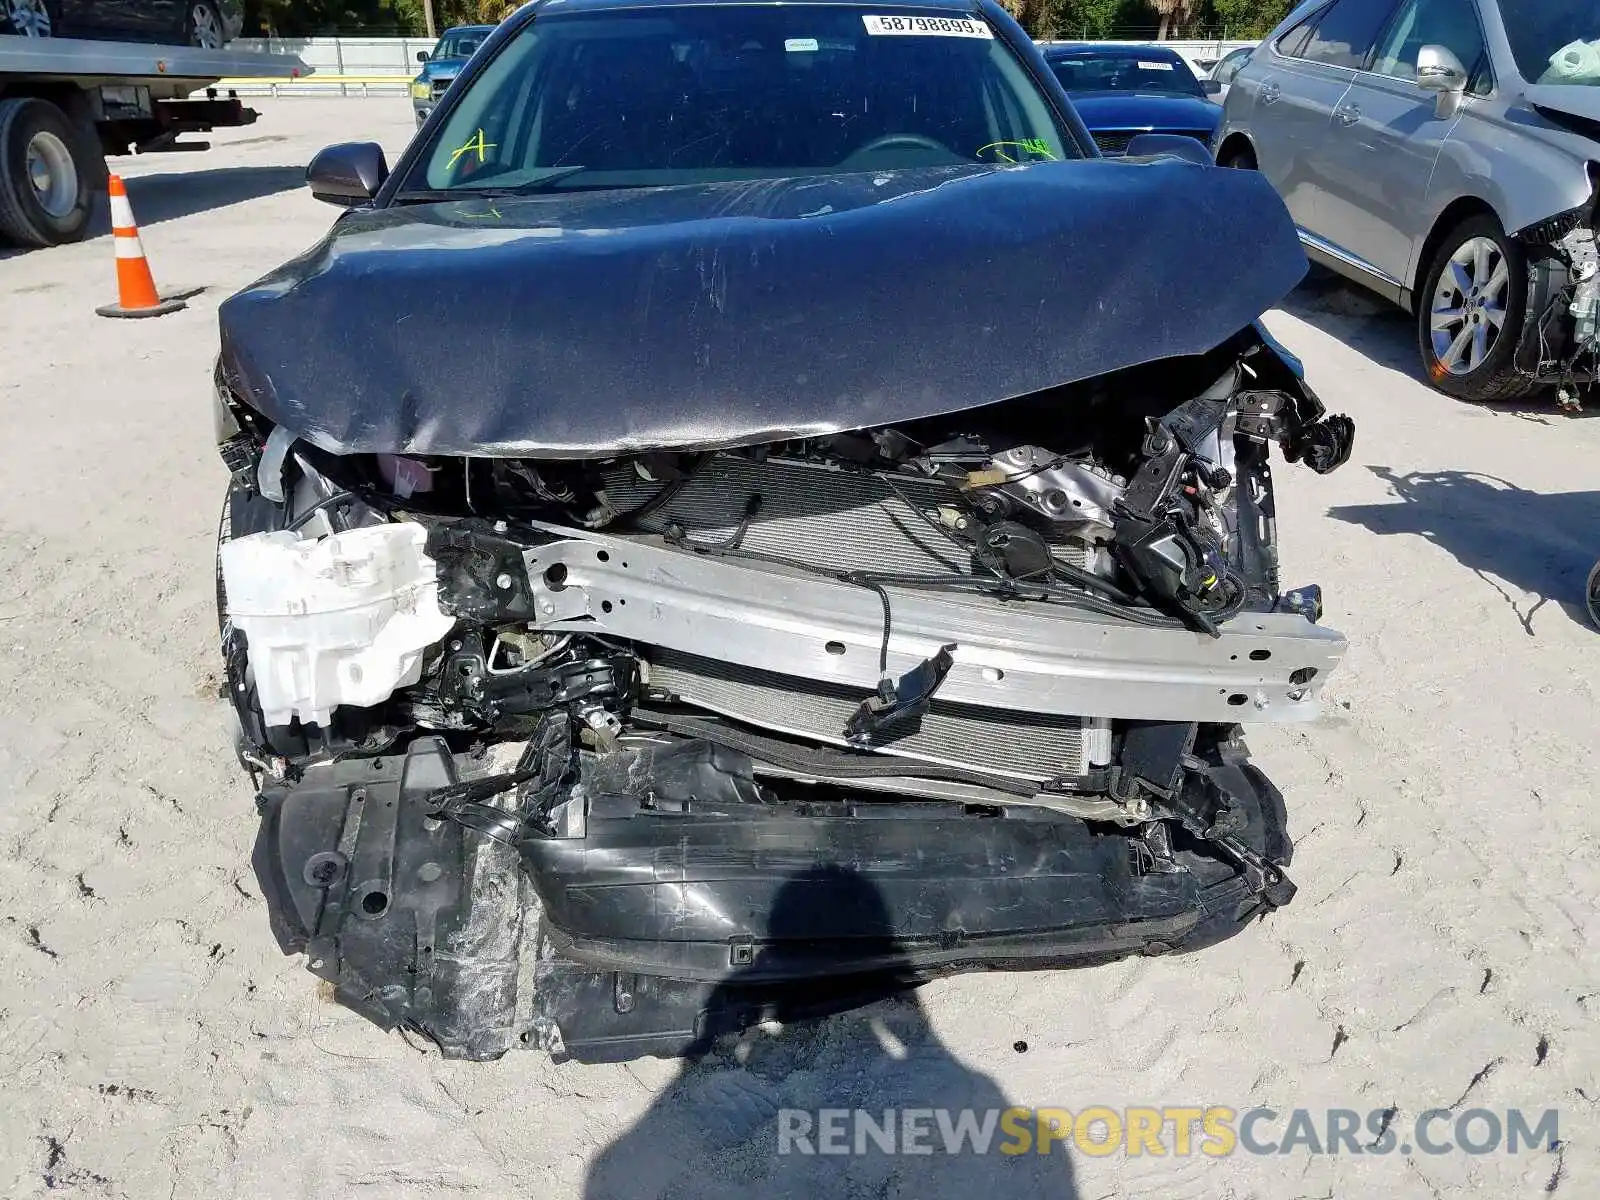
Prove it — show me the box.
[996,0,1038,29]
[1150,0,1192,39]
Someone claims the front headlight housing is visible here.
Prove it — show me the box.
[410,80,431,100]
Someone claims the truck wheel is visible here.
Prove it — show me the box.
[1,0,56,37]
[1416,213,1537,402]
[0,98,94,247]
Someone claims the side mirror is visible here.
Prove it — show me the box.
[1122,133,1212,166]
[306,142,389,207]
[1416,44,1467,91]
[1416,44,1468,116]
[416,50,429,62]
[1202,78,1223,96]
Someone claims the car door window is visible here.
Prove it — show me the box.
[1216,48,1251,83]
[1370,0,1489,93]
[1277,16,1317,58]
[1297,0,1402,68]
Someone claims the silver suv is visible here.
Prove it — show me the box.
[1215,0,1600,401]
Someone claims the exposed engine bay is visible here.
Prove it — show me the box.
[1516,214,1600,406]
[217,326,1353,1061]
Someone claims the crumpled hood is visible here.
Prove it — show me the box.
[1525,83,1600,128]
[217,159,1307,458]
[1068,93,1223,133]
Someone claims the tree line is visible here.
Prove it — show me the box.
[241,0,1292,42]
[1009,0,1292,40]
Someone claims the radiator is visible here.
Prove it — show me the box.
[646,648,1087,783]
[601,453,1091,577]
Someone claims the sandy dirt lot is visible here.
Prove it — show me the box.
[1,98,1597,1200]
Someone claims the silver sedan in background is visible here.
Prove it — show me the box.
[1215,0,1600,402]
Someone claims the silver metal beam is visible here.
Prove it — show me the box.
[0,36,310,83]
[519,526,1346,724]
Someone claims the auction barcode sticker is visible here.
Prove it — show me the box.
[861,14,993,37]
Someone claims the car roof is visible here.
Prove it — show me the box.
[534,0,981,13]
[1042,42,1184,60]
[442,24,496,34]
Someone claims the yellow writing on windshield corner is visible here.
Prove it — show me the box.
[447,128,496,169]
[975,138,1056,164]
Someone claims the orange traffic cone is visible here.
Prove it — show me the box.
[95,175,190,319]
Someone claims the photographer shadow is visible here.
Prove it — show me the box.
[1326,465,1600,633]
[582,865,1082,1199]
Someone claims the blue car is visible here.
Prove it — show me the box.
[1040,42,1222,156]
[410,24,497,129]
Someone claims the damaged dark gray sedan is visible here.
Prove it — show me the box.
[212,0,1356,1062]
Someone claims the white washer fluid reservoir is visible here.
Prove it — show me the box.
[219,522,456,727]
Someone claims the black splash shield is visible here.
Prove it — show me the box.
[252,736,1289,1061]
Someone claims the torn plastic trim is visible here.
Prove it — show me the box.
[845,643,958,745]
[252,736,530,1061]
[257,424,296,503]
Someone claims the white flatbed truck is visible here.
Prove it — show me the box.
[0,35,310,246]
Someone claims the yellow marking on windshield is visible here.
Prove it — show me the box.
[447,129,496,169]
[976,139,1056,164]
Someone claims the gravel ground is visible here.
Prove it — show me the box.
[1,98,1596,1200]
